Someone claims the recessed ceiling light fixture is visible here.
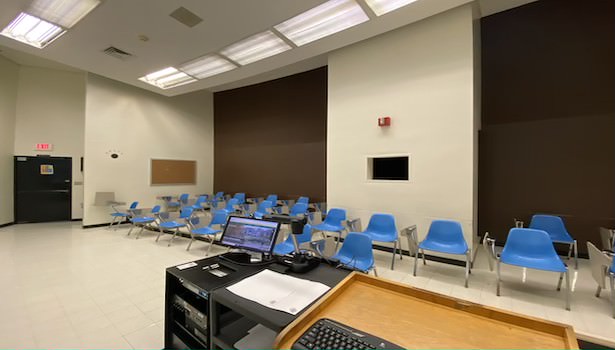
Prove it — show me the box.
[220,31,292,65]
[0,12,65,49]
[139,67,197,89]
[179,54,237,79]
[29,0,101,28]
[363,0,419,16]
[274,0,369,46]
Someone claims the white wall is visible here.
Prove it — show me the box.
[13,66,86,219]
[0,56,18,225]
[327,5,478,254]
[83,74,214,226]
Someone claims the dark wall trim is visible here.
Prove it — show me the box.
[0,222,14,228]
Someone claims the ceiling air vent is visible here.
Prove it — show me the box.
[169,7,203,28]
[103,46,133,60]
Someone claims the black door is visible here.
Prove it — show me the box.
[15,156,72,223]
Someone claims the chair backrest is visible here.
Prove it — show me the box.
[178,193,189,204]
[529,214,573,242]
[266,194,278,205]
[502,228,561,260]
[599,227,615,251]
[210,210,229,227]
[284,224,313,246]
[297,196,309,204]
[129,201,139,209]
[587,241,613,288]
[323,208,346,226]
[256,200,273,213]
[289,203,309,217]
[336,232,374,269]
[194,195,206,206]
[151,205,161,214]
[214,191,224,199]
[365,213,397,237]
[233,193,246,204]
[225,198,239,212]
[179,207,194,219]
[424,220,468,250]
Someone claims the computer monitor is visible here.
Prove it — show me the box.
[220,217,280,254]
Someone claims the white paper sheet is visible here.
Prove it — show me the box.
[226,269,330,315]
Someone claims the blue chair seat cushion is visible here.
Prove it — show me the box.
[160,221,186,229]
[419,239,467,255]
[167,202,180,207]
[131,216,156,224]
[273,241,295,255]
[335,255,372,272]
[363,230,396,243]
[111,212,129,217]
[192,227,221,236]
[501,254,567,273]
[312,223,345,232]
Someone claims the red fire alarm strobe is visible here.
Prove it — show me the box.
[378,116,391,127]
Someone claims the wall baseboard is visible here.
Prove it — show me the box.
[71,218,83,222]
[0,222,15,228]
[82,220,128,229]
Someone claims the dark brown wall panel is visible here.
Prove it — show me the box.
[214,67,327,202]
[479,0,615,253]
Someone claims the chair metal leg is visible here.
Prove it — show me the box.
[135,225,145,239]
[573,240,578,270]
[595,285,602,298]
[413,249,418,276]
[373,266,379,277]
[465,251,470,288]
[108,217,116,229]
[168,228,179,247]
[557,272,564,291]
[609,274,615,318]
[186,234,194,251]
[422,249,426,265]
[496,259,501,296]
[206,236,215,256]
[127,224,134,236]
[156,226,164,242]
[565,270,570,311]
[391,240,397,270]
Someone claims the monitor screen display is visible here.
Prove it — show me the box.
[220,217,280,253]
[372,156,409,180]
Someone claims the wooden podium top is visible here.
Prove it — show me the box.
[274,273,577,349]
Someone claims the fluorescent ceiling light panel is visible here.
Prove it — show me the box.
[1,12,65,48]
[274,0,369,46]
[29,0,101,28]
[364,0,419,16]
[220,31,291,65]
[139,67,196,89]
[179,54,237,79]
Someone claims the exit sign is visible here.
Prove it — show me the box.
[35,143,53,151]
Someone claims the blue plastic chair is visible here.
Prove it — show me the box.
[414,220,471,287]
[187,210,229,255]
[253,200,273,219]
[190,195,207,211]
[167,193,188,210]
[274,224,313,255]
[497,228,570,310]
[312,208,347,251]
[296,196,309,205]
[362,214,401,270]
[289,203,309,217]
[223,198,239,213]
[128,205,161,239]
[529,215,578,269]
[233,193,246,204]
[157,207,193,246]
[109,201,138,230]
[332,232,376,274]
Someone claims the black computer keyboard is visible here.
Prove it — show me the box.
[292,318,403,350]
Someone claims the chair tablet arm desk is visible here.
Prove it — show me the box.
[274,272,578,349]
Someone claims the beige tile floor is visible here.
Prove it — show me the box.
[0,221,613,349]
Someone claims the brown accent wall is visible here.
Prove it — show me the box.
[214,67,327,202]
[479,0,615,254]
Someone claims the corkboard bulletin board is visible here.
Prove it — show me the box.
[151,159,196,185]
